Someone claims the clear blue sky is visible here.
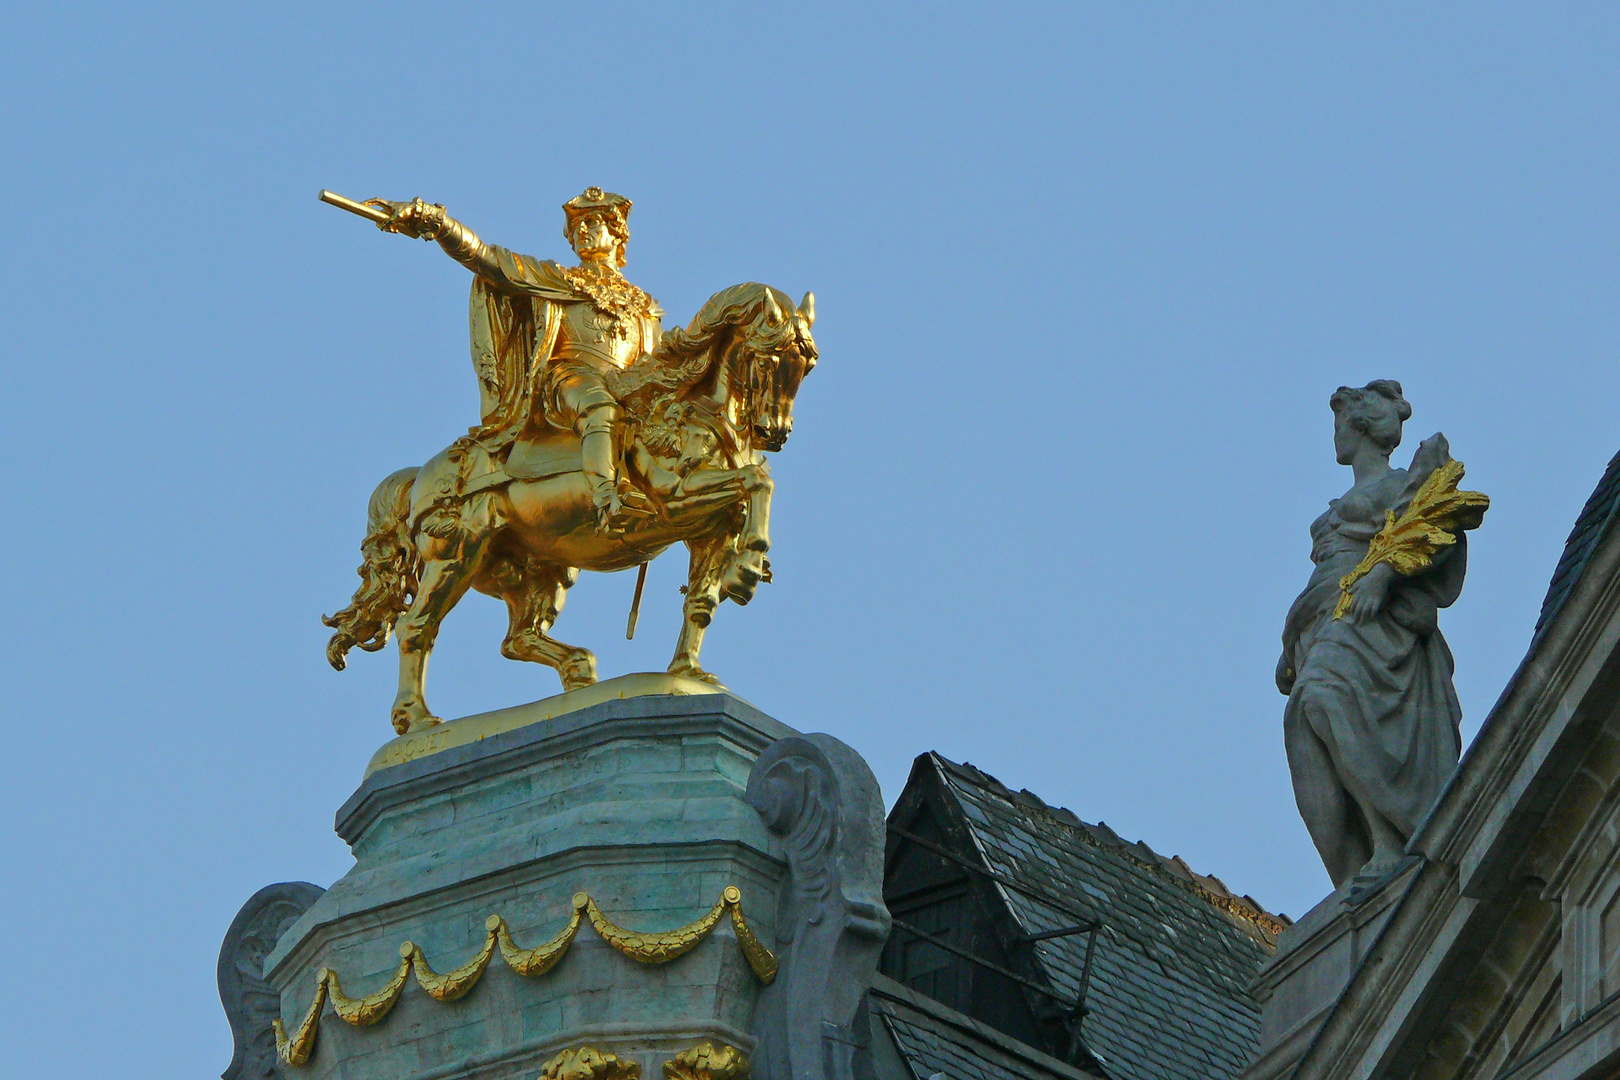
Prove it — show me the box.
[3,6,1617,1077]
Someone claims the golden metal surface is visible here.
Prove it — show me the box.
[410,923,498,1001]
[272,887,778,1066]
[1335,459,1490,620]
[362,672,731,778]
[725,886,778,984]
[489,902,582,977]
[663,1041,751,1080]
[271,971,327,1066]
[318,188,817,733]
[318,189,390,224]
[540,1046,641,1080]
[584,893,728,964]
[626,562,649,639]
[327,953,411,1025]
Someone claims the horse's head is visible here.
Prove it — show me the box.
[735,288,817,453]
[653,283,819,455]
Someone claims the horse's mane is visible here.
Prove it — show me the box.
[659,282,790,362]
[611,282,794,403]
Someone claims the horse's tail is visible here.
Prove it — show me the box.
[322,467,420,671]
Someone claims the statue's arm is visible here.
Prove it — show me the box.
[434,216,505,281]
[371,198,509,286]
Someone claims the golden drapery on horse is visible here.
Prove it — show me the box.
[318,188,817,734]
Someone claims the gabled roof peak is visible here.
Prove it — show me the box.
[899,752,1284,1080]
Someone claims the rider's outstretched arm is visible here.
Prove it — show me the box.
[374,198,503,282]
[434,215,501,280]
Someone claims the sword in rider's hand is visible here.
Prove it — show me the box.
[319,189,392,224]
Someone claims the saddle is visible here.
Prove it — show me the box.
[504,424,579,481]
[414,427,578,522]
[472,425,656,523]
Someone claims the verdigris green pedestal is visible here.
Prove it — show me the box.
[234,675,858,1080]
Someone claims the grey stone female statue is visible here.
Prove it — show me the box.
[1276,380,1488,888]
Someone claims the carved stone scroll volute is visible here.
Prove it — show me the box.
[745,734,890,1080]
[218,881,325,1080]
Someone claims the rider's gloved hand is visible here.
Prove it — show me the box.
[365,198,447,241]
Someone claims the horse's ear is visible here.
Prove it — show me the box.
[798,291,815,327]
[763,290,784,327]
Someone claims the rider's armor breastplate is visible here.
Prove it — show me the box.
[553,301,654,372]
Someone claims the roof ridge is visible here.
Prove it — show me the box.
[935,755,1290,936]
[1533,446,1620,643]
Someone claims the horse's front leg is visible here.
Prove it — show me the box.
[736,463,773,553]
[392,538,486,735]
[659,464,774,612]
[668,537,726,686]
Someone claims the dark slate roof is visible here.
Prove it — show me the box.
[1532,448,1620,645]
[922,753,1283,1080]
[870,974,1102,1080]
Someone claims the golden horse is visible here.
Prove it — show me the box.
[324,283,817,733]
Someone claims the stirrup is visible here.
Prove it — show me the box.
[587,476,647,535]
[617,484,655,518]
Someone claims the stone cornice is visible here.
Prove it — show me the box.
[1292,861,1475,1080]
[1495,986,1620,1080]
[1415,517,1620,896]
[336,692,794,844]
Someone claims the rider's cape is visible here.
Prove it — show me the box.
[464,249,575,453]
[464,247,666,453]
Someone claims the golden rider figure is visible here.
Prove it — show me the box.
[371,187,661,531]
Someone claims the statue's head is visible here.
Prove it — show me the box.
[563,186,631,267]
[1330,379,1411,464]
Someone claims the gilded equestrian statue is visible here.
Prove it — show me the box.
[318,188,817,734]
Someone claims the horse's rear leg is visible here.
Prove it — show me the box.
[493,557,597,692]
[668,538,726,686]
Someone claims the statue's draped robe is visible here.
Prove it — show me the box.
[462,249,669,456]
[463,250,573,452]
[1282,440,1466,842]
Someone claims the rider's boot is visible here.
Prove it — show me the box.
[583,403,659,534]
[580,408,624,533]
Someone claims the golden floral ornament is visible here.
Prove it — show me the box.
[561,264,660,327]
[541,1045,641,1080]
[663,1041,751,1080]
[272,886,775,1067]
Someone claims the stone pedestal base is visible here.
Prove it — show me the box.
[220,676,892,1080]
[1242,861,1420,1080]
[262,682,793,1080]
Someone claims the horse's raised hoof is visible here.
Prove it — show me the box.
[721,551,770,605]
